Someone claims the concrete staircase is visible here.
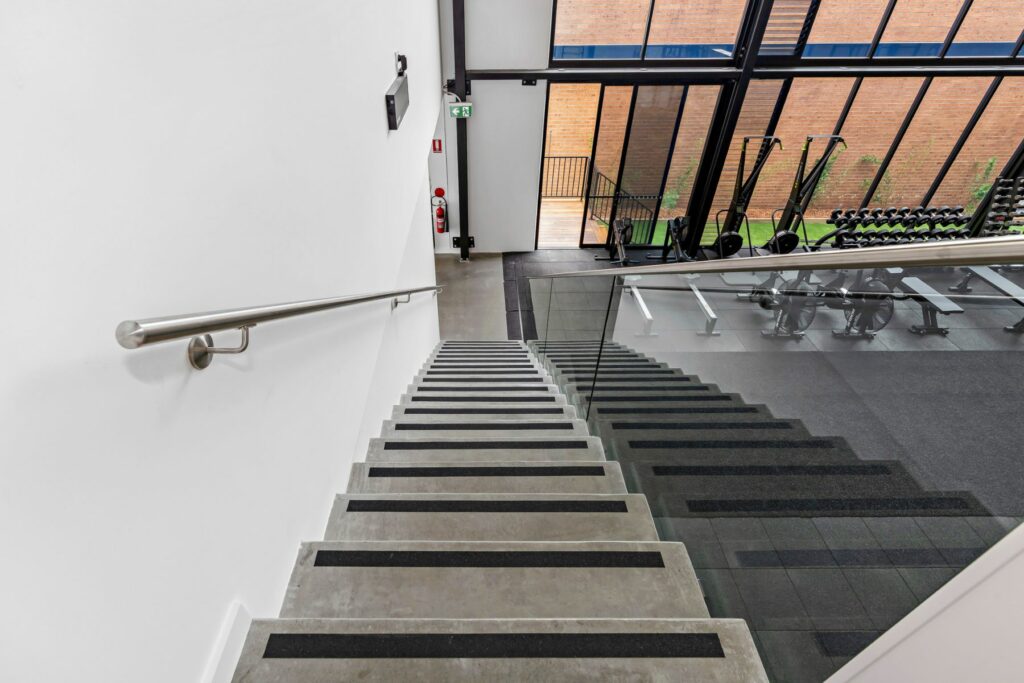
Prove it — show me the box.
[232,340,768,681]
[529,339,993,680]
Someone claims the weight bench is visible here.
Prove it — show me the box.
[949,265,1024,333]
[898,276,964,335]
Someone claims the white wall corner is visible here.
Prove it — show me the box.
[200,601,252,683]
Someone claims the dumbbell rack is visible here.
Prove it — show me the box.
[981,176,1024,236]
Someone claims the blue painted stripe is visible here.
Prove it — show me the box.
[554,41,1018,61]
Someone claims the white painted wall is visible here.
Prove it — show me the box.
[829,521,1024,683]
[467,79,548,252]
[465,0,553,70]
[0,1,440,681]
[434,0,552,254]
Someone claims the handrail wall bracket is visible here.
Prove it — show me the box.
[188,325,253,370]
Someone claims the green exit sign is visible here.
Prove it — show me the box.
[449,103,473,119]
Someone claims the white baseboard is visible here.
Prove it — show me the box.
[200,601,251,683]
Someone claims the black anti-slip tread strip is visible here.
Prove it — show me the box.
[367,465,607,477]
[686,497,972,512]
[565,377,693,383]
[262,632,725,659]
[427,371,541,375]
[430,365,537,369]
[590,396,734,402]
[410,396,557,402]
[422,378,546,383]
[394,422,574,430]
[382,440,590,450]
[402,408,565,415]
[596,407,758,414]
[313,550,664,567]
[417,387,550,392]
[612,422,791,430]
[653,465,892,476]
[345,500,628,512]
[571,385,710,392]
[630,439,835,449]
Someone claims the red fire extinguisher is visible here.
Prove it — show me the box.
[432,187,448,234]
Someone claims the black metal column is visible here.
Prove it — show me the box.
[453,0,471,260]
[682,0,777,256]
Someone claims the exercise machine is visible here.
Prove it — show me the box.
[595,218,635,266]
[707,136,782,259]
[765,135,846,254]
[647,216,692,262]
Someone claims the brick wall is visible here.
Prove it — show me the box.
[881,0,964,42]
[709,79,784,216]
[660,86,721,217]
[807,0,889,43]
[747,77,854,217]
[955,0,1024,42]
[545,83,600,157]
[883,77,992,206]
[647,0,746,45]
[934,77,1024,206]
[554,0,649,46]
[592,86,633,185]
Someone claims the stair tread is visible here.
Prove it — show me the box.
[234,618,767,683]
[324,493,658,542]
[346,461,628,495]
[282,540,708,620]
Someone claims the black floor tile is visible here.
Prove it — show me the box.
[842,568,921,630]
[756,630,839,683]
[732,569,812,630]
[787,568,873,630]
[896,566,957,602]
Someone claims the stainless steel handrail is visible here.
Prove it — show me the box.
[116,285,442,369]
[533,235,1024,279]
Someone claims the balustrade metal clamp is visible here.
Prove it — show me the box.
[188,325,253,370]
[391,294,412,310]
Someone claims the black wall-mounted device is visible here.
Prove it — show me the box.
[386,53,409,131]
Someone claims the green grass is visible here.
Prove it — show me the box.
[640,220,832,248]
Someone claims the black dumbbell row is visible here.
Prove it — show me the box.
[825,205,972,248]
[983,176,1024,235]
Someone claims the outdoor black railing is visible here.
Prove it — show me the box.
[587,169,660,245]
[541,156,591,198]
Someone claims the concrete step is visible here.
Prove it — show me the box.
[422,368,544,376]
[233,618,768,682]
[324,493,658,542]
[606,435,858,465]
[401,393,568,404]
[366,436,607,462]
[380,418,591,437]
[280,541,708,620]
[414,376,552,385]
[564,383,723,395]
[346,461,628,495]
[650,489,991,518]
[552,368,692,379]
[546,361,668,369]
[581,394,748,408]
[631,460,928,498]
[588,404,770,420]
[409,383,559,394]
[392,404,579,420]
[596,420,814,457]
